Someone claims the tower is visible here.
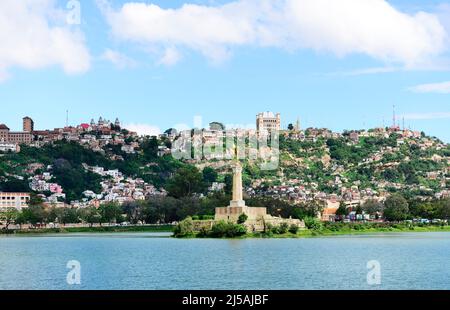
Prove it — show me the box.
[229,161,245,208]
[115,118,121,128]
[392,104,396,128]
[23,117,34,132]
[296,117,301,131]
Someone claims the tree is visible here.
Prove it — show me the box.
[224,174,233,195]
[202,167,218,185]
[362,199,383,215]
[438,199,450,220]
[0,208,19,230]
[209,122,225,131]
[47,206,63,223]
[22,205,48,226]
[237,213,248,224]
[29,193,44,206]
[122,201,144,224]
[167,166,205,198]
[99,203,122,224]
[80,207,101,227]
[0,179,29,192]
[61,208,80,225]
[335,202,349,220]
[288,123,294,131]
[142,136,159,160]
[383,194,409,221]
[164,128,178,136]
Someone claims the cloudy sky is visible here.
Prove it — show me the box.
[1,0,450,141]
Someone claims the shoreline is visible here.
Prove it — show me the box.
[180,225,450,239]
[0,225,175,235]
[2,224,449,238]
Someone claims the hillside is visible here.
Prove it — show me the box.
[0,128,449,206]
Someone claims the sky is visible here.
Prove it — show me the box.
[0,0,450,141]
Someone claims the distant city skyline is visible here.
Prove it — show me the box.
[0,0,449,142]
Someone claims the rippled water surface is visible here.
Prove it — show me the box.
[1,232,449,290]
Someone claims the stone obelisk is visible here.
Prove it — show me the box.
[229,161,246,208]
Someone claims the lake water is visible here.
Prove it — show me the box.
[0,232,449,290]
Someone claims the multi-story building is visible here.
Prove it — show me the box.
[0,192,30,211]
[5,131,33,144]
[0,117,34,144]
[23,117,34,132]
[256,112,281,132]
[0,124,9,142]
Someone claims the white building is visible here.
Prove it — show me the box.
[256,112,281,132]
[0,192,30,210]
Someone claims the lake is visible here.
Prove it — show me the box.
[1,232,449,290]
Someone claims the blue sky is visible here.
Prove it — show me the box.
[0,0,450,141]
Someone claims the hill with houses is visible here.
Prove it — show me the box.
[0,119,449,220]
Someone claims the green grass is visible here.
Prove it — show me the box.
[249,225,450,238]
[2,225,175,235]
[181,224,450,239]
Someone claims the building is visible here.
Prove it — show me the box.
[23,117,34,132]
[5,131,33,144]
[256,112,281,132]
[0,124,9,142]
[0,192,30,211]
[0,143,20,153]
[0,117,34,144]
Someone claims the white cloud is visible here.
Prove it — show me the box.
[0,0,91,81]
[157,47,182,66]
[326,66,401,77]
[124,123,161,136]
[408,81,450,94]
[99,0,447,66]
[101,49,137,68]
[402,112,450,120]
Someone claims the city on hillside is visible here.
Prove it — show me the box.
[0,111,449,227]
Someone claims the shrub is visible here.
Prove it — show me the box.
[237,213,248,224]
[173,217,195,238]
[210,221,247,238]
[289,224,299,234]
[279,222,289,234]
[304,217,323,231]
[197,226,209,237]
[269,225,280,234]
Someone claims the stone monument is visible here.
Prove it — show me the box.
[215,161,305,231]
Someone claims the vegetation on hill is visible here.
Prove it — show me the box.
[0,129,448,211]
